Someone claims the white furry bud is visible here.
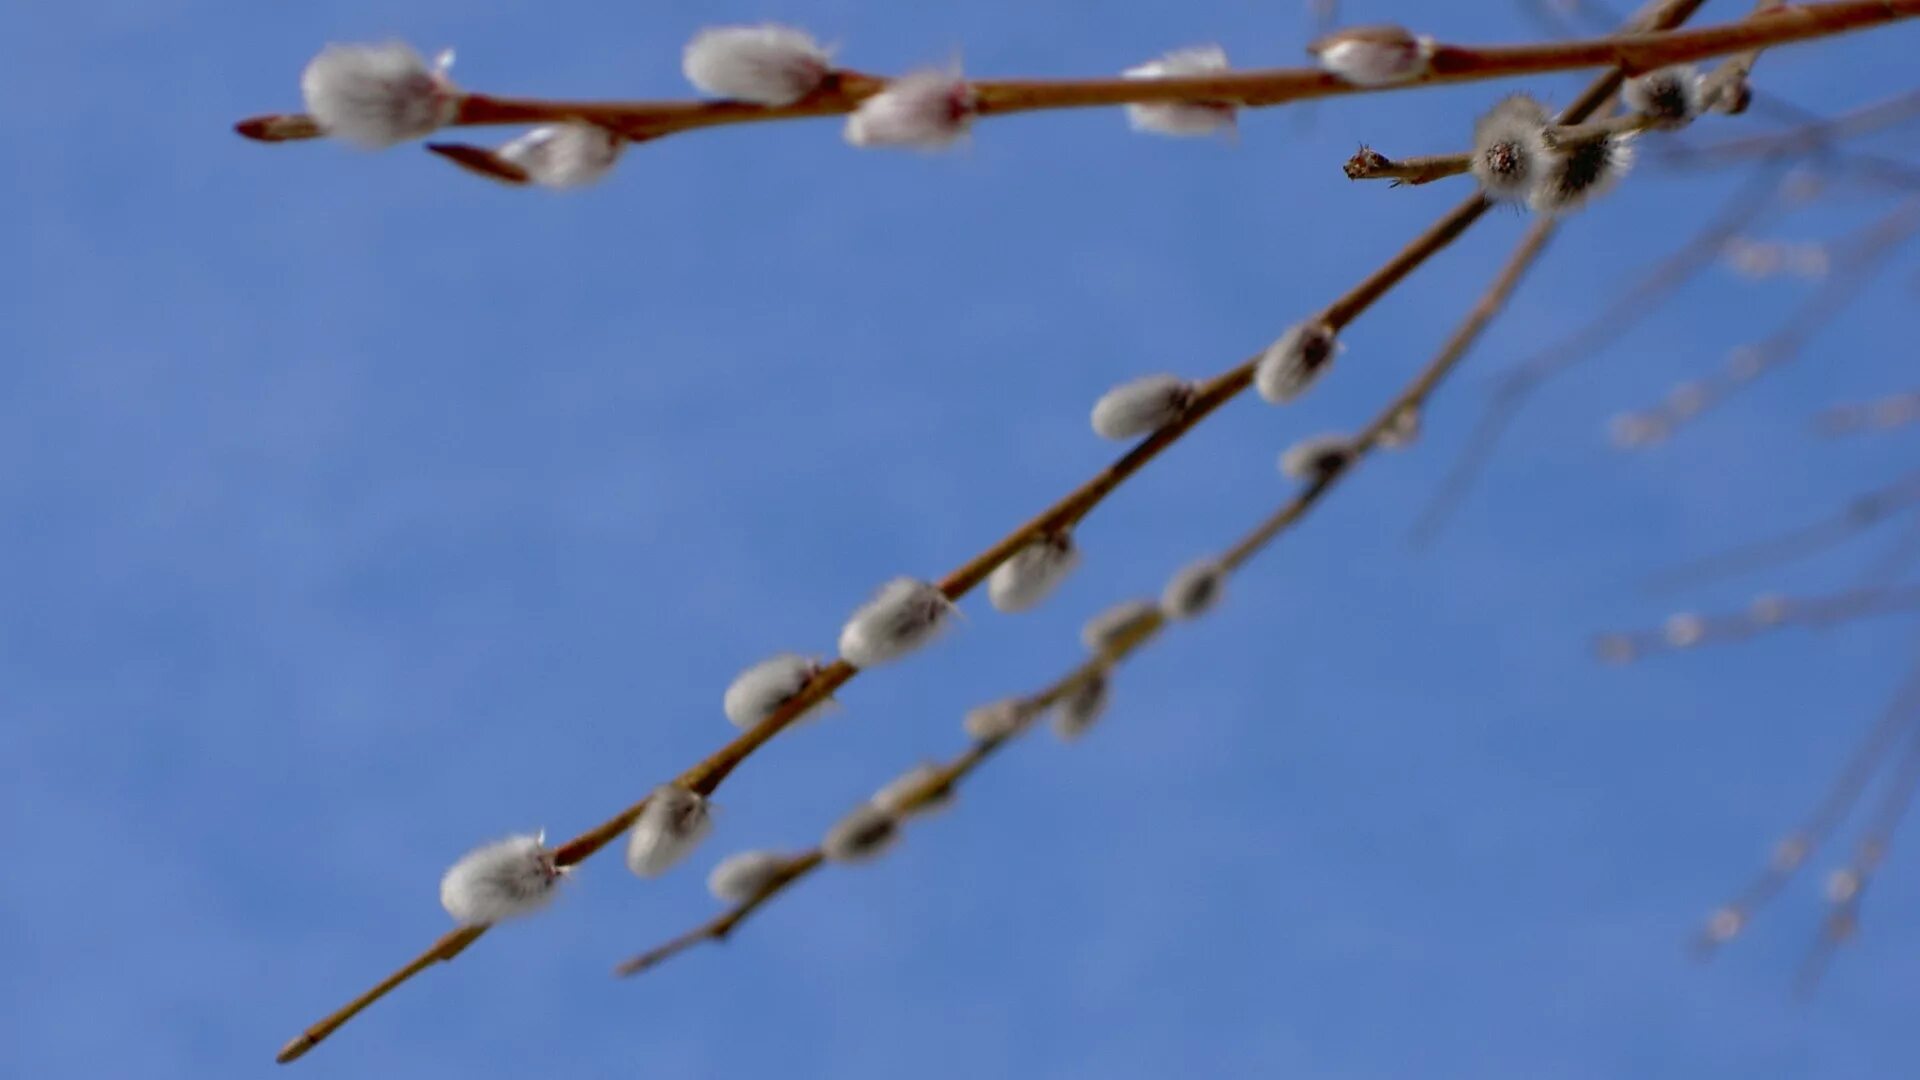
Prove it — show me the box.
[1470,95,1550,202]
[845,71,976,150]
[872,763,955,817]
[1081,598,1160,656]
[496,124,623,189]
[1379,404,1421,449]
[1623,65,1703,127]
[1123,45,1236,137]
[683,24,832,106]
[1308,25,1434,87]
[1052,673,1110,741]
[706,850,793,904]
[1279,434,1357,482]
[1663,612,1706,648]
[301,42,459,149]
[964,698,1032,741]
[1254,322,1340,404]
[625,785,714,878]
[723,653,830,729]
[1162,558,1226,620]
[838,577,954,667]
[822,803,901,863]
[1091,374,1195,439]
[988,533,1079,613]
[1529,132,1634,215]
[439,833,563,925]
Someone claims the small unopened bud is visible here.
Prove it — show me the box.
[626,785,714,878]
[1749,594,1791,627]
[1529,131,1634,215]
[822,803,900,863]
[872,763,955,817]
[1592,634,1638,665]
[1824,868,1861,904]
[1162,558,1226,621]
[1254,322,1340,404]
[1308,25,1434,87]
[1122,45,1236,137]
[1609,412,1666,448]
[1704,905,1746,943]
[1623,65,1703,127]
[723,653,831,729]
[838,578,954,668]
[1052,673,1110,741]
[1091,374,1196,439]
[683,24,832,106]
[1470,95,1550,202]
[1279,433,1357,483]
[988,532,1080,613]
[1663,612,1707,648]
[845,70,976,150]
[1771,833,1810,871]
[1081,598,1160,656]
[1379,403,1421,448]
[707,850,793,904]
[1724,345,1766,382]
[1666,381,1709,418]
[301,42,459,149]
[498,124,624,189]
[964,698,1032,741]
[439,833,564,925]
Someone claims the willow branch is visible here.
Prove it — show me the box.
[612,210,1562,983]
[236,0,1917,150]
[1817,389,1920,436]
[1345,113,1661,186]
[1593,584,1920,664]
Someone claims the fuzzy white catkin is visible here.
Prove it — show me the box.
[1122,45,1236,137]
[301,42,458,148]
[872,763,955,817]
[964,698,1029,741]
[1162,558,1226,621]
[1254,322,1339,404]
[1052,673,1110,741]
[1470,95,1550,202]
[1623,65,1703,126]
[1081,598,1160,655]
[707,850,792,904]
[1091,374,1195,439]
[838,577,953,667]
[626,785,714,878]
[682,24,832,106]
[1529,134,1635,215]
[1280,433,1357,481]
[987,533,1079,613]
[439,834,562,925]
[1308,26,1433,87]
[822,803,901,863]
[844,71,975,149]
[498,124,623,189]
[723,653,828,729]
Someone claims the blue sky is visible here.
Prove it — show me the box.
[5,2,1920,1077]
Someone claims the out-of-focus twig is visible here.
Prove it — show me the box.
[1593,584,1920,663]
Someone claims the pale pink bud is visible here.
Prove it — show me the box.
[1279,434,1357,482]
[1824,868,1861,904]
[1704,906,1746,943]
[498,124,624,189]
[1091,374,1195,439]
[1162,558,1226,621]
[1255,322,1340,404]
[1052,673,1110,741]
[838,577,955,667]
[723,653,831,729]
[626,785,713,878]
[871,762,955,817]
[1308,25,1434,87]
[1609,411,1666,448]
[683,24,832,106]
[845,71,975,150]
[822,803,900,863]
[1470,95,1550,202]
[1081,598,1160,656]
[439,833,564,925]
[301,42,459,148]
[707,850,793,904]
[1122,45,1236,138]
[988,532,1079,613]
[1662,612,1707,648]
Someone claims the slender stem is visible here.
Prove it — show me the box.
[1344,115,1657,186]
[235,0,1916,147]
[275,927,483,1063]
